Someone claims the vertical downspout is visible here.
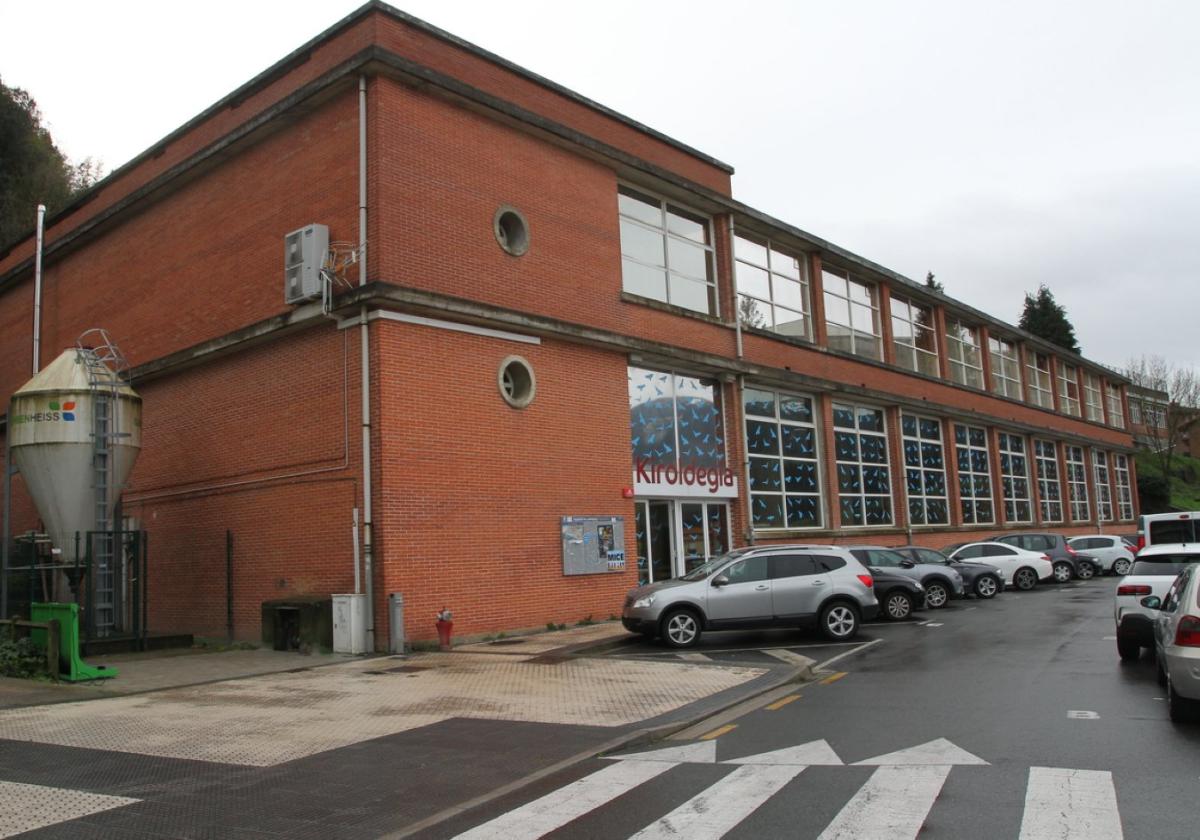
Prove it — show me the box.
[32,204,45,375]
[359,74,375,651]
[729,217,743,360]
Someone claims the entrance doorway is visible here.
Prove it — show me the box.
[634,500,730,585]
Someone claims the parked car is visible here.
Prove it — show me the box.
[1068,535,1136,576]
[1113,543,1200,662]
[946,542,1055,591]
[989,532,1098,582]
[892,545,1004,600]
[621,545,879,648]
[1145,563,1200,722]
[845,546,964,608]
[1137,511,1200,552]
[870,568,925,621]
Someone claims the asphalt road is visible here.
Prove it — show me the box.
[427,578,1200,839]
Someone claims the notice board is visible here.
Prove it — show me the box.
[561,515,626,576]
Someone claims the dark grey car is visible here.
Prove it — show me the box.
[846,546,964,608]
[893,545,1004,599]
[990,532,1098,582]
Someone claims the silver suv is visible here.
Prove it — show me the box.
[621,545,879,649]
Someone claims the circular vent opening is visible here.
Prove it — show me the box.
[498,356,536,408]
[494,206,530,256]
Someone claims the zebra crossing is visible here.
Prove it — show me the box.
[449,739,1126,840]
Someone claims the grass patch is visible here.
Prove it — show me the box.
[1137,450,1200,511]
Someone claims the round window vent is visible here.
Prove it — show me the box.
[493,206,530,256]
[498,356,536,408]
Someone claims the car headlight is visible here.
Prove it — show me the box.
[633,596,655,609]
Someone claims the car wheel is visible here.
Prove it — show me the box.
[974,575,1000,599]
[660,608,702,649]
[1075,561,1096,580]
[1168,674,1200,724]
[819,601,860,641]
[1117,636,1140,661]
[1052,562,1073,583]
[924,581,950,609]
[1157,656,1168,687]
[883,591,914,621]
[1113,558,1132,576]
[1014,567,1038,591]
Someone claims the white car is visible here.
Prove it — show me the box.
[1069,535,1136,576]
[1149,563,1200,722]
[947,542,1055,591]
[1114,543,1200,661]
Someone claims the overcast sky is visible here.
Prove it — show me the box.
[3,0,1197,371]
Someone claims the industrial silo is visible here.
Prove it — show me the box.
[8,343,141,630]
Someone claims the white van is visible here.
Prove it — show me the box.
[1137,512,1200,551]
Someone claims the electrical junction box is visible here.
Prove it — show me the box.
[332,593,366,654]
[283,223,329,304]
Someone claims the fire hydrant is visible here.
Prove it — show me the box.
[435,607,454,651]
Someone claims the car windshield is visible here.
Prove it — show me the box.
[679,548,752,581]
[1130,556,1200,576]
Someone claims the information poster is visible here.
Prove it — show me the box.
[561,515,626,575]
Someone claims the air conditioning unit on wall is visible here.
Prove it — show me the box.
[283,223,329,304]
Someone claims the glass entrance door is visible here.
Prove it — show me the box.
[636,500,730,584]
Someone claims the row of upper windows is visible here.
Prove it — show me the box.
[617,184,1127,430]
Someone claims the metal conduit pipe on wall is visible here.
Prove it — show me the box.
[358,74,375,651]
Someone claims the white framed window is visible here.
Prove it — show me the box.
[890,295,939,376]
[954,423,994,525]
[1114,453,1134,521]
[618,185,715,315]
[1105,383,1125,429]
[744,387,823,530]
[901,414,949,525]
[1064,444,1090,521]
[1093,450,1113,522]
[945,319,983,389]
[734,233,811,339]
[1083,372,1104,422]
[1027,352,1054,409]
[822,267,881,360]
[833,403,892,526]
[989,336,1023,400]
[1057,362,1081,417]
[1034,439,1063,523]
[997,432,1033,523]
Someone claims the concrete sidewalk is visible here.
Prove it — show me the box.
[0,622,816,838]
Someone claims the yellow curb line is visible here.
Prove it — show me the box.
[765,694,802,710]
[819,671,847,685]
[698,724,738,740]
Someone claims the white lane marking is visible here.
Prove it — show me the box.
[853,738,988,766]
[1103,635,1117,640]
[724,739,843,766]
[814,638,882,672]
[817,765,951,840]
[631,764,803,840]
[451,759,672,840]
[605,741,716,764]
[762,649,817,668]
[0,781,140,839]
[1067,710,1100,719]
[923,622,944,627]
[1019,767,1123,840]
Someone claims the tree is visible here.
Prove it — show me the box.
[1018,285,1080,354]
[0,77,101,249]
[924,272,943,293]
[1126,355,1200,499]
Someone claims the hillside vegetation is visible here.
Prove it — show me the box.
[1136,450,1200,513]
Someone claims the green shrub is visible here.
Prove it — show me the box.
[0,628,46,678]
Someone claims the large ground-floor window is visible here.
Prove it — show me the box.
[901,413,948,525]
[833,403,892,526]
[1064,445,1091,521]
[744,387,823,530]
[955,424,994,525]
[634,499,730,585]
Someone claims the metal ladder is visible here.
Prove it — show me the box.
[76,330,130,637]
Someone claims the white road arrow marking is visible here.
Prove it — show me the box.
[852,737,989,766]
[451,759,673,840]
[604,741,717,764]
[818,765,951,840]
[630,764,804,840]
[723,739,843,766]
[1019,767,1124,840]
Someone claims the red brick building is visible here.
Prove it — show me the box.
[0,3,1137,647]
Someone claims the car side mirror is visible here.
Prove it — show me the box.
[712,575,730,588]
[1140,596,1162,610]
[899,560,915,569]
